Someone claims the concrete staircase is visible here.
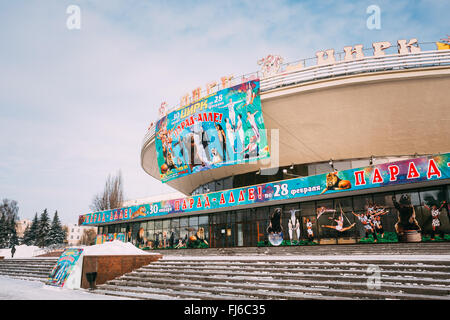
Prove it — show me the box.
[0,258,58,282]
[150,242,450,256]
[94,256,450,300]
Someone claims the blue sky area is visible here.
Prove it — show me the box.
[0,0,449,224]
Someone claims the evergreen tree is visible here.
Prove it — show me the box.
[0,199,19,248]
[8,218,19,248]
[0,214,7,248]
[23,213,39,246]
[48,211,66,245]
[22,224,31,245]
[36,209,51,248]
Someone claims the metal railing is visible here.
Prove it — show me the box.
[142,45,450,147]
[260,49,450,91]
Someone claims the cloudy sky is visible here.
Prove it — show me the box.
[0,0,449,224]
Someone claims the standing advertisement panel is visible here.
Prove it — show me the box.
[155,79,270,183]
[47,248,84,288]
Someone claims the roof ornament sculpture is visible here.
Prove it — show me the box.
[158,101,168,119]
[257,54,284,78]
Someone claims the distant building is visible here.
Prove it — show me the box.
[66,223,97,246]
[15,219,32,238]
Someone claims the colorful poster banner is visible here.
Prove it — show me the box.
[155,79,269,183]
[47,248,84,287]
[80,153,450,226]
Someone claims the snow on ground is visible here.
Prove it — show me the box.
[0,245,46,259]
[160,254,450,261]
[0,241,157,259]
[0,276,131,300]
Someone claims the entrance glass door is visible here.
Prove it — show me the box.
[235,222,255,247]
[237,223,243,246]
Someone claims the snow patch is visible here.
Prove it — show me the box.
[80,241,159,256]
[0,276,130,300]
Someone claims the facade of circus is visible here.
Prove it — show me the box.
[80,38,450,249]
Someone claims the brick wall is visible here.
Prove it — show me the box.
[81,254,162,289]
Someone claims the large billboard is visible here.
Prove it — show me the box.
[155,79,269,183]
[80,153,450,226]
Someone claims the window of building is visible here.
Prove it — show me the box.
[189,216,198,238]
[163,219,170,230]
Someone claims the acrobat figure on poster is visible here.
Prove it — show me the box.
[306,218,314,242]
[367,201,389,216]
[288,209,301,241]
[246,110,261,142]
[215,123,229,163]
[185,135,206,170]
[172,134,190,167]
[321,207,356,232]
[236,114,245,150]
[225,118,236,155]
[175,234,187,249]
[352,211,378,242]
[192,123,210,166]
[316,206,336,219]
[288,219,293,241]
[372,215,385,238]
[240,135,259,160]
[157,119,176,170]
[210,148,223,164]
[219,98,238,128]
[423,201,446,240]
[245,82,256,106]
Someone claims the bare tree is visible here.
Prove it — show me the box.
[90,171,124,212]
[80,228,97,246]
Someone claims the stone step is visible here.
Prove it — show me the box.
[0,263,57,268]
[120,271,450,288]
[115,274,450,297]
[150,261,450,272]
[0,270,50,278]
[92,288,189,300]
[0,273,48,282]
[0,265,53,270]
[158,258,450,265]
[96,282,350,300]
[95,284,244,300]
[154,243,450,256]
[135,266,450,280]
[0,258,58,263]
[101,278,449,300]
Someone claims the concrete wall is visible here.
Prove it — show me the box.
[80,254,162,289]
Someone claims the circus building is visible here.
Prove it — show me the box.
[80,38,450,250]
